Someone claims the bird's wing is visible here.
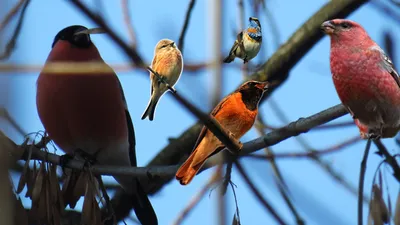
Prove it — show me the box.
[191,93,233,150]
[371,45,400,88]
[116,77,137,166]
[236,31,245,54]
[227,31,244,56]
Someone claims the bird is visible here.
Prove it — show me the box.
[223,17,262,64]
[175,80,269,185]
[141,39,183,121]
[36,25,158,225]
[321,19,400,139]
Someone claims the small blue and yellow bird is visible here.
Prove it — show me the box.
[224,17,262,64]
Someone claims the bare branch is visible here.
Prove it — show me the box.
[0,62,213,73]
[0,0,25,34]
[373,140,400,182]
[246,135,360,160]
[0,107,26,136]
[172,170,218,225]
[121,0,137,48]
[358,139,372,225]
[235,161,287,225]
[0,0,30,60]
[178,0,196,52]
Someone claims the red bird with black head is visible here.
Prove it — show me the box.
[36,25,157,225]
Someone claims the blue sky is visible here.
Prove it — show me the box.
[1,0,400,224]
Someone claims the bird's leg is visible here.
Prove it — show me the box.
[227,131,243,154]
[156,73,176,93]
[75,149,98,166]
[59,153,75,168]
[243,56,248,64]
[366,125,383,140]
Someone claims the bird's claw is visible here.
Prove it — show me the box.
[59,154,74,167]
[75,149,97,166]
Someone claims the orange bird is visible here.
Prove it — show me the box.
[36,25,157,225]
[176,80,269,185]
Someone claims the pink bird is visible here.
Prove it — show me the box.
[36,25,157,225]
[321,19,400,139]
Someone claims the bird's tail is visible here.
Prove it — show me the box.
[175,149,206,185]
[114,176,158,225]
[141,94,160,121]
[223,53,235,63]
[130,179,158,225]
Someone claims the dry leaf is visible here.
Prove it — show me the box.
[369,184,389,225]
[32,162,45,203]
[26,161,37,198]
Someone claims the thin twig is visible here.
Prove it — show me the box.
[373,139,400,182]
[97,176,116,224]
[0,0,25,34]
[267,97,364,203]
[0,107,26,136]
[255,115,304,224]
[178,0,196,52]
[358,139,372,225]
[370,0,400,26]
[0,62,214,73]
[234,161,287,225]
[246,135,361,160]
[237,0,248,78]
[121,0,137,48]
[172,170,219,225]
[0,0,30,60]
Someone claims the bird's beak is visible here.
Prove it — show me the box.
[74,28,106,36]
[321,21,335,35]
[255,81,269,90]
[170,41,175,47]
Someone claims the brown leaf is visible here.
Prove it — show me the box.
[62,169,85,209]
[82,179,102,225]
[32,162,45,203]
[26,161,37,199]
[370,184,389,224]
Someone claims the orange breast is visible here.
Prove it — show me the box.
[214,92,258,138]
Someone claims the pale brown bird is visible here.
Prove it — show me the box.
[176,80,269,185]
[142,39,183,121]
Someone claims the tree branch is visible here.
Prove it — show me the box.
[178,0,196,53]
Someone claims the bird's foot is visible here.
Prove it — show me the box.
[157,75,176,93]
[227,131,243,153]
[75,149,97,166]
[365,130,382,140]
[60,153,75,167]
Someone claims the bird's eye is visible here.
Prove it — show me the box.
[341,23,350,29]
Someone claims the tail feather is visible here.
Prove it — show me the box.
[141,96,159,121]
[175,150,206,185]
[113,175,158,225]
[223,54,235,63]
[130,179,158,225]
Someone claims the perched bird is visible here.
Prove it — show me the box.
[321,19,400,139]
[223,17,262,64]
[176,80,269,185]
[36,25,157,225]
[141,39,183,121]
